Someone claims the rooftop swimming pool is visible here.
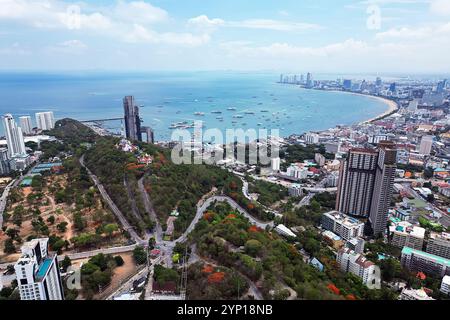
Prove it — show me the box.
[36,258,52,279]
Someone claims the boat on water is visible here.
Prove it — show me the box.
[233,115,244,119]
[245,111,255,115]
[211,110,222,114]
[194,112,205,116]
[261,110,269,113]
[257,123,262,126]
[227,107,237,111]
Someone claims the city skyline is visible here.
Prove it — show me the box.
[0,0,450,73]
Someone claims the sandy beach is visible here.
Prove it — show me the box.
[319,89,399,125]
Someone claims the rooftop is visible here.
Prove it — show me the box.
[402,247,450,266]
[324,211,364,228]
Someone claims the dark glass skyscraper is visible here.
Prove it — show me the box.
[123,96,142,142]
[336,141,397,236]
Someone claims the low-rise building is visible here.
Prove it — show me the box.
[441,275,450,295]
[314,153,326,167]
[275,224,297,238]
[400,288,435,300]
[389,221,425,250]
[337,248,379,287]
[426,232,450,260]
[321,211,364,241]
[288,184,303,197]
[401,247,450,277]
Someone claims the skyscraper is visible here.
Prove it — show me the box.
[35,112,55,131]
[19,116,33,135]
[389,82,397,92]
[306,73,313,88]
[123,96,142,142]
[0,148,11,175]
[376,77,382,87]
[2,114,26,158]
[419,135,433,155]
[343,79,352,90]
[369,141,397,236]
[14,238,65,300]
[336,142,397,236]
[336,148,378,218]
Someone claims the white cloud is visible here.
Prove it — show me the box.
[125,24,210,46]
[375,22,450,40]
[220,39,369,59]
[430,0,450,16]
[229,19,322,31]
[188,15,321,32]
[46,39,88,54]
[0,42,30,55]
[113,1,168,24]
[188,15,225,29]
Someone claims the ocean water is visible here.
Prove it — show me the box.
[0,71,389,141]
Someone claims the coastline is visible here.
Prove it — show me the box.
[307,88,399,125]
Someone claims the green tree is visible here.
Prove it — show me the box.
[61,256,72,272]
[4,238,15,254]
[132,246,147,265]
[57,221,68,233]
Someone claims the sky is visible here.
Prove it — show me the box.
[0,0,450,74]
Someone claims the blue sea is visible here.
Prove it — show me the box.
[0,71,389,141]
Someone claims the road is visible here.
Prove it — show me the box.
[107,264,150,300]
[124,175,145,225]
[79,155,144,244]
[404,184,450,228]
[295,193,314,209]
[138,176,163,243]
[0,179,15,227]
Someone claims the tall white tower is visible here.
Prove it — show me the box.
[35,112,55,131]
[19,116,33,135]
[14,238,65,300]
[2,114,27,158]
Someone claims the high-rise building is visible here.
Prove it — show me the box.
[436,80,446,94]
[35,112,55,131]
[401,246,450,277]
[306,73,313,88]
[2,114,26,158]
[141,126,154,144]
[0,148,11,175]
[419,135,433,155]
[369,141,397,236]
[336,148,378,218]
[19,116,33,135]
[123,96,142,142]
[271,157,281,172]
[426,232,450,260]
[14,238,64,300]
[304,132,320,144]
[376,77,382,87]
[336,142,397,236]
[389,82,396,92]
[343,79,352,90]
[408,99,419,113]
